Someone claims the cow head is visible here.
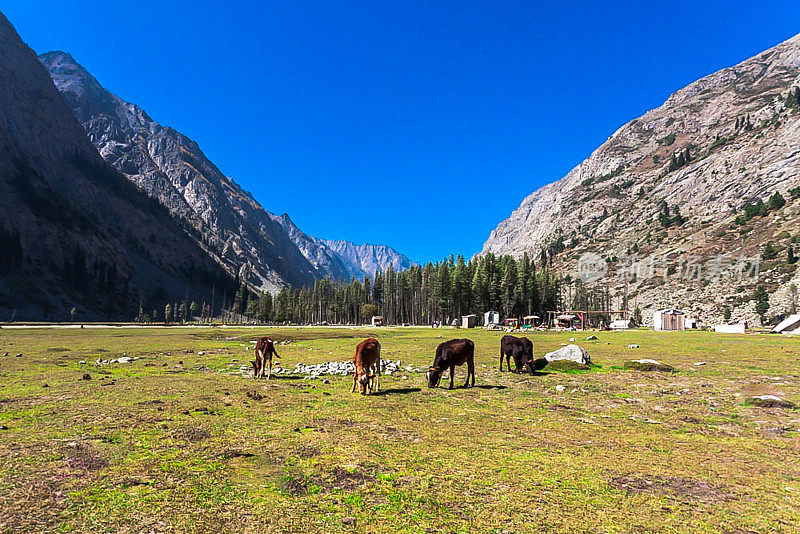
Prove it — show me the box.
[426,366,443,388]
[357,371,374,395]
[524,358,536,375]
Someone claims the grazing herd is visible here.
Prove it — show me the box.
[252,334,538,395]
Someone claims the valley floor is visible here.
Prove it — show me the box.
[0,327,798,532]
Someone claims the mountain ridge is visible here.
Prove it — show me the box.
[40,50,413,288]
[480,31,800,325]
[0,14,236,320]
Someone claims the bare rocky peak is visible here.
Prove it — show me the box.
[320,239,415,280]
[276,213,414,280]
[481,32,800,324]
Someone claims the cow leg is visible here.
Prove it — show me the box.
[256,349,264,379]
[465,358,475,388]
[499,349,504,371]
[351,370,357,393]
[375,353,381,393]
[267,357,272,380]
[449,365,455,390]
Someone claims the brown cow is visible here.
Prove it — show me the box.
[252,337,280,379]
[351,337,381,395]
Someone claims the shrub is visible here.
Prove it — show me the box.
[768,192,786,211]
[762,242,779,260]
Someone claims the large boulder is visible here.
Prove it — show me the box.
[544,344,591,365]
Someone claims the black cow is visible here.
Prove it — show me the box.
[500,335,535,374]
[427,339,475,389]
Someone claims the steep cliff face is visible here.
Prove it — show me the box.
[0,14,236,320]
[39,51,318,292]
[481,33,800,325]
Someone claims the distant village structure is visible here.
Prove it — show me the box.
[653,309,685,331]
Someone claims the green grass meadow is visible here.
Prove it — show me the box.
[0,326,798,532]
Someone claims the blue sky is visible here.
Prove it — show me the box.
[5,1,800,263]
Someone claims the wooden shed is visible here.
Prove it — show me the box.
[461,314,478,328]
[653,309,685,331]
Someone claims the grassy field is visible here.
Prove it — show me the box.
[0,326,798,533]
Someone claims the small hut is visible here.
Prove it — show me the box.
[371,316,383,327]
[483,310,500,327]
[461,314,478,328]
[555,314,577,329]
[653,309,685,331]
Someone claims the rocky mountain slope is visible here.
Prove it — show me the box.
[275,214,413,280]
[481,33,800,326]
[318,239,414,280]
[40,51,413,288]
[0,13,236,320]
[39,50,318,293]
[274,214,351,281]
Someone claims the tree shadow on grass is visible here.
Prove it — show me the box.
[371,387,422,396]
[471,385,508,390]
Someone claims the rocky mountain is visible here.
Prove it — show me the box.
[40,50,413,288]
[481,33,800,326]
[39,50,318,293]
[0,13,236,320]
[318,239,414,280]
[275,214,414,280]
[274,214,351,281]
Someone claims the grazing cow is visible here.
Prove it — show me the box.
[351,337,381,395]
[427,339,475,389]
[500,335,535,374]
[252,337,280,379]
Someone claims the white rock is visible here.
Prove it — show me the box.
[555,385,565,392]
[544,344,591,365]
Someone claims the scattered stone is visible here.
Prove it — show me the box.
[117,357,132,364]
[341,517,356,526]
[81,373,91,380]
[79,360,86,364]
[569,337,575,342]
[584,335,598,340]
[42,383,49,388]
[624,359,675,372]
[745,395,796,409]
[544,344,591,365]
[628,344,640,349]
[2,352,8,357]
[555,385,565,392]
[322,379,330,385]
[15,353,22,357]
[198,351,205,355]
[693,362,707,366]
[0,425,8,430]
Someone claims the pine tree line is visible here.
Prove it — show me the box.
[237,253,566,325]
